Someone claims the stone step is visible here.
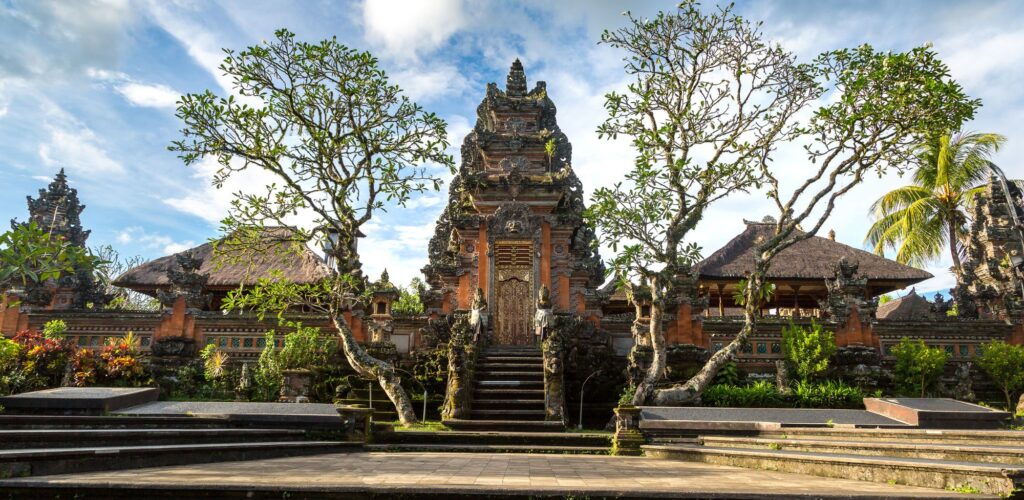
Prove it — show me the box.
[643,444,1024,497]
[470,409,547,420]
[473,388,546,399]
[758,428,1024,447]
[0,441,360,478]
[475,380,544,389]
[377,430,611,447]
[443,419,565,433]
[0,415,230,430]
[0,428,305,450]
[701,436,1024,466]
[475,363,543,371]
[363,443,608,454]
[476,371,543,379]
[479,356,543,363]
[472,399,545,410]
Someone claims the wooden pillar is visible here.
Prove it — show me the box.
[716,284,725,317]
[791,285,801,319]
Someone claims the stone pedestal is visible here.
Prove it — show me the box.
[612,406,645,456]
[336,404,374,442]
[280,369,313,403]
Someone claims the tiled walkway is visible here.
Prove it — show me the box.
[3,451,983,498]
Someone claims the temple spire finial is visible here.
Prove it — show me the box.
[506,58,527,97]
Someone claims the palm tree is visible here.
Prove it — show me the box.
[866,131,1006,275]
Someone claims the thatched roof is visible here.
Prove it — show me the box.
[697,221,932,284]
[876,289,935,320]
[114,228,332,290]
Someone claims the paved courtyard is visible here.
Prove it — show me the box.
[3,451,983,498]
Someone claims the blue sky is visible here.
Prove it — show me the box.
[1,0,1022,296]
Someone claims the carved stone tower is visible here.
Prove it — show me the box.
[422,60,604,345]
[10,170,111,308]
[959,177,1024,320]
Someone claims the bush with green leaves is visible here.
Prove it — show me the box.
[782,320,836,382]
[892,338,949,397]
[253,331,282,401]
[791,380,863,409]
[702,381,784,408]
[975,340,1024,411]
[278,323,337,371]
[0,336,24,396]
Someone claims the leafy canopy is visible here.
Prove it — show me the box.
[975,340,1024,411]
[0,221,102,293]
[782,320,836,382]
[892,338,949,397]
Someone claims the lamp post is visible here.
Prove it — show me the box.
[987,162,1024,299]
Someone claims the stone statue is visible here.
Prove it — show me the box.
[952,362,976,402]
[235,362,253,401]
[469,287,488,342]
[534,285,553,342]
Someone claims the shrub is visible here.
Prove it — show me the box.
[41,320,67,339]
[254,331,282,401]
[13,329,74,389]
[792,380,864,409]
[712,360,742,386]
[278,323,336,370]
[782,319,836,382]
[98,332,149,386]
[702,381,783,408]
[892,338,948,397]
[0,336,24,396]
[975,340,1024,411]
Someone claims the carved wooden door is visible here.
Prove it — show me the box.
[493,241,533,345]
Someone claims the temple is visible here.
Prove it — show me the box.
[2,61,1023,414]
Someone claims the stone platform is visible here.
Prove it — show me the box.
[0,451,983,498]
[115,401,342,428]
[0,387,159,415]
[639,406,906,432]
[863,398,1012,428]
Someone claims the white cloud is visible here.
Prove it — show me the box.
[390,64,472,102]
[38,124,125,175]
[115,82,180,109]
[361,0,466,59]
[141,1,237,96]
[116,226,196,255]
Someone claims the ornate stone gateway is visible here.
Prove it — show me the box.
[494,240,533,345]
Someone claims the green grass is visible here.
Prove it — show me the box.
[384,420,451,432]
[945,484,981,494]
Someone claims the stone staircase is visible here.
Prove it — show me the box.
[643,427,1024,497]
[444,345,564,433]
[0,415,358,478]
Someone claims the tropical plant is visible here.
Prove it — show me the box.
[791,380,863,409]
[892,338,949,397]
[41,320,67,339]
[201,344,229,382]
[254,331,282,401]
[277,323,336,371]
[782,320,837,382]
[0,221,104,303]
[866,131,1006,274]
[732,278,776,312]
[587,1,819,406]
[391,278,426,315]
[172,29,453,425]
[975,340,1024,411]
[702,381,784,408]
[12,328,75,389]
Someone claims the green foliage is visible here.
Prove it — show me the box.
[791,380,863,409]
[703,381,784,408]
[892,338,949,397]
[975,340,1024,411]
[278,323,337,370]
[782,320,837,382]
[254,331,282,401]
[200,344,229,381]
[391,278,426,315]
[878,294,893,305]
[0,221,103,295]
[618,385,637,407]
[866,131,1006,272]
[41,320,67,339]
[733,279,777,309]
[712,361,741,386]
[0,337,23,396]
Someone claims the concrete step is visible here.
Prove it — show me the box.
[472,399,545,410]
[479,356,543,363]
[470,409,547,420]
[473,388,545,399]
[643,443,1024,497]
[476,371,543,379]
[377,430,611,447]
[364,443,608,454]
[0,441,360,478]
[759,428,1024,447]
[701,436,1024,466]
[0,415,230,430]
[0,428,306,450]
[475,363,543,371]
[475,380,543,389]
[443,419,565,433]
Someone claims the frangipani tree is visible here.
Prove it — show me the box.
[170,29,454,424]
[586,2,820,406]
[653,44,978,405]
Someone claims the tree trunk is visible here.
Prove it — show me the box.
[632,278,666,406]
[652,271,763,406]
[949,221,962,277]
[331,315,418,425]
